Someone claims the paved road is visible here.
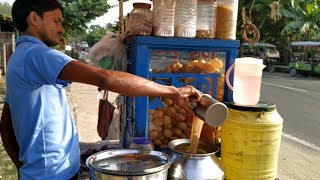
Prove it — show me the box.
[261,72,320,148]
[260,72,320,179]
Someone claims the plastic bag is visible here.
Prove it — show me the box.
[97,90,115,140]
[88,33,127,71]
[113,35,127,71]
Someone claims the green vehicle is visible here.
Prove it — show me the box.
[289,41,320,77]
[239,43,280,72]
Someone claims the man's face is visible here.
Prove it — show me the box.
[38,9,65,47]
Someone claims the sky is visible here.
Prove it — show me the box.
[1,0,151,26]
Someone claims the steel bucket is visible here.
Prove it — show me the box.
[168,139,224,180]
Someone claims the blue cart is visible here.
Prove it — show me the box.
[120,36,239,148]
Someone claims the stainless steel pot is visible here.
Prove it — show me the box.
[168,139,224,180]
[86,149,172,180]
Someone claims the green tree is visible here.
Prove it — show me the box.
[82,20,119,46]
[238,0,320,64]
[238,0,290,62]
[60,0,112,41]
[83,25,107,46]
[281,0,320,40]
[0,1,12,17]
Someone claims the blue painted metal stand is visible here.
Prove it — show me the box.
[121,36,239,148]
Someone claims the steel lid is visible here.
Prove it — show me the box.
[86,149,172,176]
[227,102,276,112]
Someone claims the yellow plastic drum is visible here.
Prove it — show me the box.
[221,102,283,180]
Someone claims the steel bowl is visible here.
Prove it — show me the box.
[86,149,172,180]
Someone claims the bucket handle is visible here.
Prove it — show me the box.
[225,64,234,91]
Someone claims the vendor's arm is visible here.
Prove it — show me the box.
[0,103,23,170]
[59,61,202,111]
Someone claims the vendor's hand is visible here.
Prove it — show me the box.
[170,85,203,114]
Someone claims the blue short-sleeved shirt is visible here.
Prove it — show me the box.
[5,35,80,180]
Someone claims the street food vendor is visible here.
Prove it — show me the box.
[0,0,202,179]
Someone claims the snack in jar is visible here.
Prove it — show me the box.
[174,0,197,38]
[196,0,217,38]
[127,3,153,36]
[130,137,154,151]
[215,0,239,40]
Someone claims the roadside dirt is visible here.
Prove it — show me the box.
[278,137,320,180]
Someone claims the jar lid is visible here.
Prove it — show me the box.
[226,102,276,112]
[216,0,239,3]
[235,57,264,65]
[132,137,152,145]
[133,3,151,9]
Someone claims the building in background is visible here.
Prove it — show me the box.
[0,14,16,77]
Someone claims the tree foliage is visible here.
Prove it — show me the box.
[0,0,112,43]
[82,20,119,47]
[238,0,319,42]
[60,0,112,40]
[0,1,12,17]
[83,25,108,46]
[238,0,320,63]
[281,0,319,40]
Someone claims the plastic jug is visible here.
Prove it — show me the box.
[226,57,265,106]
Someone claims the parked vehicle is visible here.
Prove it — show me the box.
[81,41,89,49]
[239,43,280,72]
[288,41,320,77]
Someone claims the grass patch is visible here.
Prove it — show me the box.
[0,79,6,95]
[0,79,16,179]
[0,144,18,179]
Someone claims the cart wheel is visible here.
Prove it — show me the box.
[289,68,297,77]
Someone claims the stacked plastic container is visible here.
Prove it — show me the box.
[196,0,217,38]
[215,0,239,40]
[152,0,176,37]
[174,0,197,38]
[127,3,153,36]
[131,0,239,40]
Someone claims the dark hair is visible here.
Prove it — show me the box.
[12,0,64,32]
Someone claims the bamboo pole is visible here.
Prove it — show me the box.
[119,0,124,35]
[2,43,6,77]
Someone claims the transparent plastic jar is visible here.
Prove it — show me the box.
[127,3,153,36]
[215,0,239,40]
[174,0,197,38]
[196,0,217,38]
[130,137,154,150]
[153,0,176,37]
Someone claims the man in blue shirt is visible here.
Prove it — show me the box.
[0,0,202,179]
